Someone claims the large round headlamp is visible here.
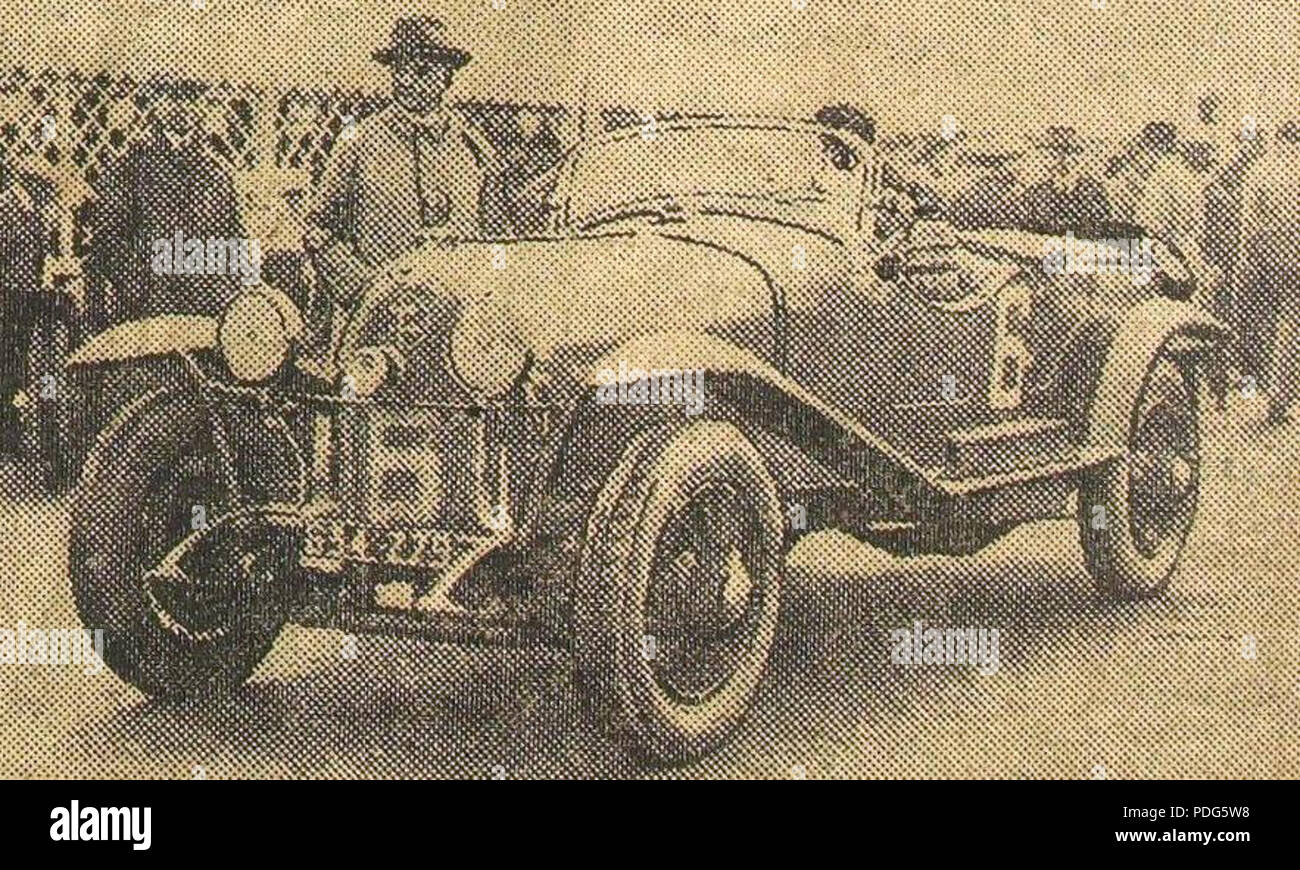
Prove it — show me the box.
[447,302,529,398]
[217,288,303,383]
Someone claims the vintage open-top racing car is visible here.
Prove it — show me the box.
[66,112,1226,764]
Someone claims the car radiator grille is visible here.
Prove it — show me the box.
[326,405,497,530]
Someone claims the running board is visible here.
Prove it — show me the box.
[936,447,1119,496]
[943,416,1073,480]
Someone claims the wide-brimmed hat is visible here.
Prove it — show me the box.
[373,16,471,70]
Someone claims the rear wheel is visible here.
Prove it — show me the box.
[1079,351,1200,599]
[70,395,287,699]
[575,421,784,764]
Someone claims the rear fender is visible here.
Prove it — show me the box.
[1086,297,1230,452]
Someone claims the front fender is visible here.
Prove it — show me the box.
[585,331,780,393]
[84,381,305,508]
[66,315,218,370]
[1086,297,1230,451]
[583,330,930,479]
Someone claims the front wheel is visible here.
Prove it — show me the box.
[70,394,287,699]
[1078,351,1200,599]
[575,421,785,765]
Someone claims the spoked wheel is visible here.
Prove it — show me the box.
[645,481,772,705]
[70,396,288,699]
[576,421,784,765]
[1079,351,1200,599]
[137,455,283,647]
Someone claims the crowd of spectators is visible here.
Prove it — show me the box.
[1,77,1298,451]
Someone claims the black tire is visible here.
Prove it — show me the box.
[575,420,784,764]
[21,315,75,492]
[70,392,286,699]
[1078,351,1200,599]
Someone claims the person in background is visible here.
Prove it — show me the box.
[1197,101,1267,401]
[1019,125,1110,234]
[307,16,502,309]
[943,146,1025,231]
[1109,121,1216,288]
[499,108,564,236]
[278,96,319,173]
[0,98,57,453]
[1205,131,1268,384]
[1190,93,1226,163]
[1238,122,1300,424]
[86,77,245,326]
[1107,121,1176,222]
[902,127,965,221]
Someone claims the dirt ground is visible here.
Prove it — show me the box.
[0,390,1294,780]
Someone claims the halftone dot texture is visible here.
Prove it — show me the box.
[0,0,1296,778]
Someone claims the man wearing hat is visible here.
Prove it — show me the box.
[1106,121,1216,293]
[307,16,501,307]
[1019,125,1110,234]
[1106,121,1178,221]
